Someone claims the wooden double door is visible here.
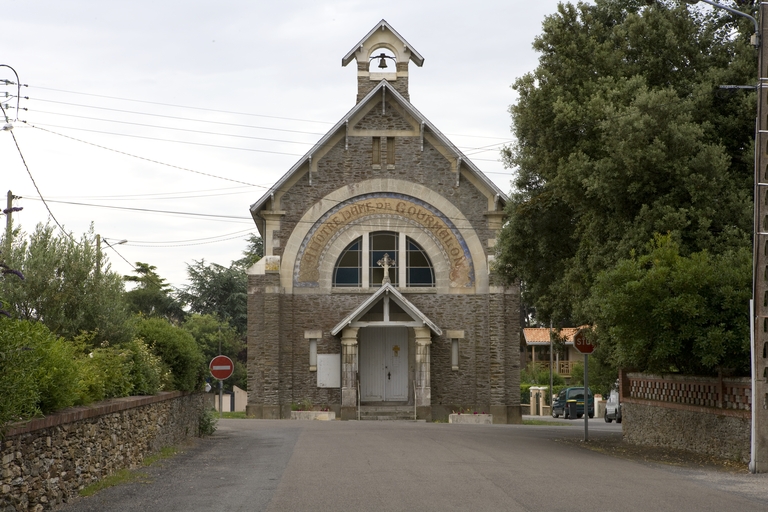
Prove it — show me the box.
[359,327,409,402]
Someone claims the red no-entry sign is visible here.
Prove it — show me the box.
[209,355,234,380]
[573,330,594,354]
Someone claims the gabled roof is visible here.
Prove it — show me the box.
[249,80,508,222]
[523,327,588,346]
[341,19,424,67]
[331,282,442,336]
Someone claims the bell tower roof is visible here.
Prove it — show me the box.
[342,20,423,102]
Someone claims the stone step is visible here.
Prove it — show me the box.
[358,406,415,421]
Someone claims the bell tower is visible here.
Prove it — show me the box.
[342,20,424,103]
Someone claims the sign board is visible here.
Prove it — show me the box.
[573,330,594,354]
[209,355,234,380]
[317,354,341,388]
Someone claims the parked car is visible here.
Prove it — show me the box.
[604,388,622,423]
[551,387,594,419]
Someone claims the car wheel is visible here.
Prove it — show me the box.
[604,410,612,423]
[588,413,594,419]
[552,411,559,418]
[617,416,622,424]
[577,413,583,419]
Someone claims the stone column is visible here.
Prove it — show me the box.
[340,327,359,420]
[414,326,432,421]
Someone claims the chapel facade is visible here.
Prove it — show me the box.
[246,20,521,422]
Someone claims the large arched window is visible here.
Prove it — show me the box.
[332,232,434,288]
[333,238,362,287]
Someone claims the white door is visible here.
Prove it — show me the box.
[360,327,408,402]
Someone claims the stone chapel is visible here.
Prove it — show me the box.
[246,20,521,422]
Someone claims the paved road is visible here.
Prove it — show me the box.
[56,418,768,512]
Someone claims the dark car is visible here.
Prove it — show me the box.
[552,387,594,419]
[604,388,622,423]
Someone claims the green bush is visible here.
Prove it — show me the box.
[137,317,205,392]
[78,347,134,404]
[125,339,164,395]
[199,408,218,436]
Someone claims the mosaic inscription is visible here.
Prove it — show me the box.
[295,193,474,287]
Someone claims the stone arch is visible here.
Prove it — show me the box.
[281,179,488,294]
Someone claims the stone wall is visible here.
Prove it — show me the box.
[622,402,750,463]
[1,391,204,512]
[247,283,521,422]
[620,372,751,463]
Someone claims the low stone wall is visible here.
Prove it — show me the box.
[622,403,750,463]
[1,391,204,512]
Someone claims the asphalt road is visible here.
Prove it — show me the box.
[55,418,768,512]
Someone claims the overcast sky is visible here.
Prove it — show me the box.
[1,1,580,289]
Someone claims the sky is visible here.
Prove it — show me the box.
[1,0,580,290]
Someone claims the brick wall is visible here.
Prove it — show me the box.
[1,392,204,511]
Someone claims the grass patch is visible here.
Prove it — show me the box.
[142,446,178,466]
[79,469,149,497]
[220,411,250,419]
[78,446,182,497]
[523,419,571,426]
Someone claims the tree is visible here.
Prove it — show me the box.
[124,262,186,324]
[136,317,205,392]
[232,234,263,270]
[183,314,247,390]
[0,223,133,345]
[497,0,754,324]
[180,260,248,335]
[585,235,751,376]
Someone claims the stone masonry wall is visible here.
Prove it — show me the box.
[248,288,520,420]
[622,402,750,463]
[1,392,203,512]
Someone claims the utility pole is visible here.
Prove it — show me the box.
[752,1,768,475]
[4,190,20,253]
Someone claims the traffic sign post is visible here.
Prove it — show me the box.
[210,355,234,418]
[573,330,593,442]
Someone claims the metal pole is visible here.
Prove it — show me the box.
[549,319,554,415]
[219,379,223,419]
[584,354,589,442]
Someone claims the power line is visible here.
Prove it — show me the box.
[28,125,267,188]
[20,197,253,221]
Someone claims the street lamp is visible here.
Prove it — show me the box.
[683,0,763,474]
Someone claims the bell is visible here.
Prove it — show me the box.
[377,54,388,69]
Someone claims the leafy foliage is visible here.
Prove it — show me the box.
[498,0,754,319]
[183,314,247,390]
[585,235,751,376]
[137,317,205,392]
[180,260,248,335]
[0,224,133,345]
[124,262,186,324]
[496,0,755,374]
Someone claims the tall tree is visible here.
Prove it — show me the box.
[179,236,260,335]
[124,262,186,324]
[179,260,247,335]
[0,223,132,345]
[497,0,755,325]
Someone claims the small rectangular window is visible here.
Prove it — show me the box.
[451,339,459,370]
[372,137,381,165]
[309,339,317,371]
[387,137,395,165]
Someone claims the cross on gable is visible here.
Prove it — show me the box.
[377,253,395,284]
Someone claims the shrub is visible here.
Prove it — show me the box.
[125,338,164,395]
[199,408,218,436]
[78,347,134,404]
[137,318,205,392]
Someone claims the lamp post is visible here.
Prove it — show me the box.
[683,0,764,474]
